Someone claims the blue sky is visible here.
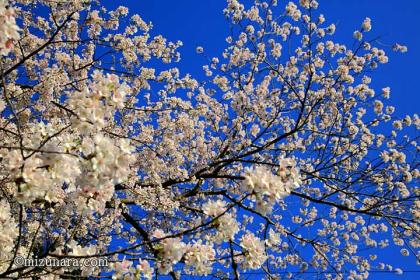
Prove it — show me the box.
[127,0,420,117]
[115,1,419,279]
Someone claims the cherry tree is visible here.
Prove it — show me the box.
[0,0,418,279]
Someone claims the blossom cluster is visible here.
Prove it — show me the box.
[242,158,301,214]
[184,241,216,276]
[240,232,267,270]
[111,259,153,280]
[153,230,186,274]
[0,0,19,56]
[0,199,18,271]
[202,200,240,243]
[0,72,134,215]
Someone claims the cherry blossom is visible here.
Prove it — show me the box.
[0,0,417,279]
[0,0,19,56]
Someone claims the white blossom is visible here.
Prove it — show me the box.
[240,233,267,270]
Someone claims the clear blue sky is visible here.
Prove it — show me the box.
[117,1,419,279]
[126,0,420,117]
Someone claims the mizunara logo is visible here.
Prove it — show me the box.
[14,256,108,268]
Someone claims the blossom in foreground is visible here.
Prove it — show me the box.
[242,158,301,214]
[240,232,267,270]
[0,199,18,269]
[184,241,216,276]
[0,0,19,56]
